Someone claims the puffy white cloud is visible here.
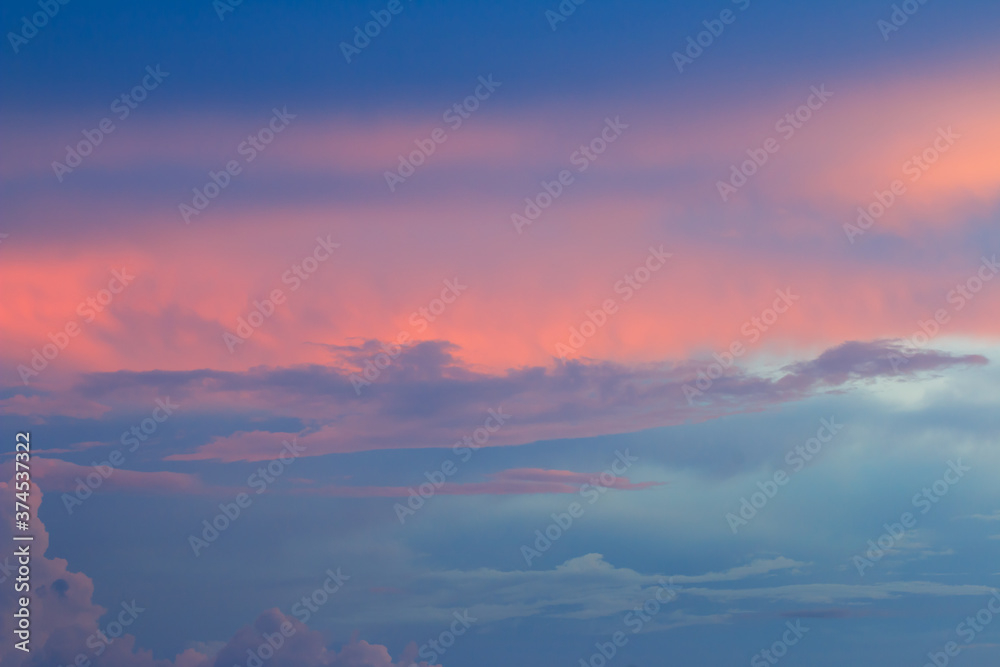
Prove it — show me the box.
[0,482,434,667]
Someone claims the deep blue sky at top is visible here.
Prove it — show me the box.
[3,0,999,118]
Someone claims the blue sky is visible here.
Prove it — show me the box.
[2,1,1000,666]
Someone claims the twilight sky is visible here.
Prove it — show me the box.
[2,1,1000,666]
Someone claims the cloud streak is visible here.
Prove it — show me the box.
[48,338,986,462]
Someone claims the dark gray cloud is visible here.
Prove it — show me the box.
[5,338,986,462]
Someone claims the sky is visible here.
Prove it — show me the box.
[1,0,999,666]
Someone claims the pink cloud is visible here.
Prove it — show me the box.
[290,467,664,498]
[2,65,998,389]
[3,206,998,386]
